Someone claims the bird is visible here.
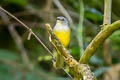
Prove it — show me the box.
[53,16,70,69]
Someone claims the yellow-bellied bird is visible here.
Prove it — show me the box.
[53,16,70,69]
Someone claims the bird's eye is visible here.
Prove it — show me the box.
[57,18,60,20]
[61,19,64,21]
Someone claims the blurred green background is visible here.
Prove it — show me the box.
[0,0,120,80]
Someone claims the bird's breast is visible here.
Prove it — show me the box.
[53,29,70,47]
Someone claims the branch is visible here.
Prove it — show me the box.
[45,24,96,80]
[80,20,120,64]
[103,0,112,65]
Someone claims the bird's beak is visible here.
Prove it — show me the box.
[57,20,62,24]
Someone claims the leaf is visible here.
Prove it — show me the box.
[69,47,80,55]
[85,8,103,22]
[2,0,27,7]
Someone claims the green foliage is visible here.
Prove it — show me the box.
[110,30,120,44]
[0,49,18,61]
[70,47,80,60]
[110,30,120,51]
[1,0,27,7]
[0,64,13,80]
[85,8,103,22]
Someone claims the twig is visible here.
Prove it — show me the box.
[103,0,112,65]
[80,20,120,64]
[77,0,84,58]
[27,29,32,40]
[103,0,112,25]
[0,7,29,29]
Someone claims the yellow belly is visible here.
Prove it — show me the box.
[53,30,70,47]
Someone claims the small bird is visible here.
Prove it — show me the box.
[53,16,70,69]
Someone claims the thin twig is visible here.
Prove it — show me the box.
[103,0,112,65]
[0,7,29,29]
[103,0,112,25]
[77,0,84,58]
[62,68,73,80]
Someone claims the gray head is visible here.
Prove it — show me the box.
[56,16,68,25]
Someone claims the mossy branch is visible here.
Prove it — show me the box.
[80,20,120,64]
[45,23,96,80]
